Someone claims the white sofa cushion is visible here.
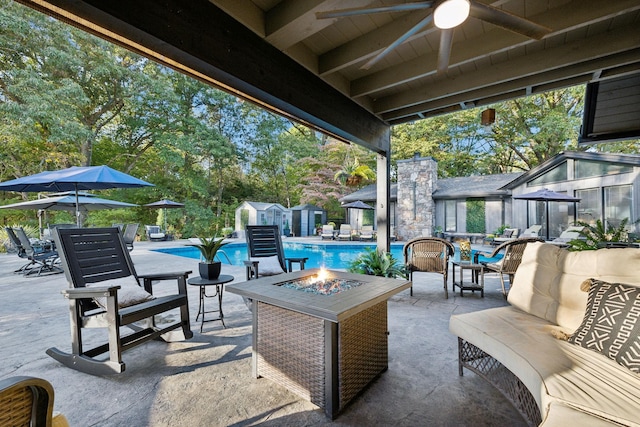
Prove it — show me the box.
[450,306,640,426]
[507,243,640,331]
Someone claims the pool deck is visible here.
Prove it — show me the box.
[0,237,526,426]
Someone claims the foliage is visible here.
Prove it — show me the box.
[187,236,229,263]
[494,224,510,235]
[466,199,486,233]
[347,247,407,278]
[567,218,635,251]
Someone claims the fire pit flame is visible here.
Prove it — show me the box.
[280,269,364,296]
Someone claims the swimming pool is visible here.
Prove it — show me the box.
[153,242,500,270]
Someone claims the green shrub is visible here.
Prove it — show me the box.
[347,247,407,278]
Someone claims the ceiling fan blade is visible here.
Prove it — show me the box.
[437,28,454,73]
[469,2,551,40]
[316,2,433,19]
[361,14,434,70]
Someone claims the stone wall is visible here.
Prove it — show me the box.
[396,154,437,241]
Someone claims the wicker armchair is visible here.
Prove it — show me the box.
[403,237,455,298]
[0,376,68,427]
[474,237,543,297]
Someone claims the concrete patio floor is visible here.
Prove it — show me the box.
[0,238,527,426]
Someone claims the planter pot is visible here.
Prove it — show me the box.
[199,261,221,280]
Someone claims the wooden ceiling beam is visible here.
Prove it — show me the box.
[16,0,390,152]
[384,49,640,123]
[374,23,640,115]
[318,9,435,75]
[351,0,640,98]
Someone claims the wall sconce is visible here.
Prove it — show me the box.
[481,108,496,126]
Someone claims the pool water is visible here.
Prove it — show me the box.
[153,242,500,270]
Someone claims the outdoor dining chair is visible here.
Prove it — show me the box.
[403,237,455,298]
[473,237,543,297]
[0,376,69,427]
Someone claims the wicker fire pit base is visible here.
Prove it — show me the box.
[256,301,388,418]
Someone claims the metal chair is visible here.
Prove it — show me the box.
[122,223,139,251]
[13,227,61,276]
[403,237,455,298]
[474,237,543,297]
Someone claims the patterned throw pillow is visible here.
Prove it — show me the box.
[568,278,640,373]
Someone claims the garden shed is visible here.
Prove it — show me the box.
[234,201,291,239]
[290,204,326,237]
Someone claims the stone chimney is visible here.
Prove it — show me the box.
[396,153,437,241]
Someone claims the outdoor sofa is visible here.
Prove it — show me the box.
[450,242,640,426]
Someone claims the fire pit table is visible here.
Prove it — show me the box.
[226,268,411,419]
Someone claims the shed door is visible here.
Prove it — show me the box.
[292,210,302,237]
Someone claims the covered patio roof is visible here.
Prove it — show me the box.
[13,0,640,248]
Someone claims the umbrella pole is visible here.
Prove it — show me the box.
[75,185,81,227]
[545,201,550,241]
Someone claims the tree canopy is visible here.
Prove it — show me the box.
[1,0,637,236]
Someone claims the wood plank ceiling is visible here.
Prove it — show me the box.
[214,0,640,124]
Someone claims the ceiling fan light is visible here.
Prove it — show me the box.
[434,0,470,29]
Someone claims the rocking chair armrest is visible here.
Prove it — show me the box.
[137,271,192,281]
[63,286,119,299]
[284,257,308,272]
[139,271,191,294]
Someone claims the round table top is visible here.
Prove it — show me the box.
[187,274,234,286]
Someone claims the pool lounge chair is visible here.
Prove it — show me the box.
[359,225,375,241]
[548,225,584,246]
[520,224,542,237]
[492,228,519,245]
[336,224,352,241]
[145,224,167,241]
[320,225,335,240]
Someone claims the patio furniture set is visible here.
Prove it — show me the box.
[21,222,637,424]
[450,242,640,426]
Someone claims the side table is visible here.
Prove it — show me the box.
[451,261,484,297]
[188,275,234,332]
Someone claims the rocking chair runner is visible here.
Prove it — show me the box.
[47,227,192,375]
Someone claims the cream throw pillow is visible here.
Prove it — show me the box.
[88,275,155,309]
[252,255,285,275]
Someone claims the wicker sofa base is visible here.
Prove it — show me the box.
[458,338,542,427]
[255,301,388,419]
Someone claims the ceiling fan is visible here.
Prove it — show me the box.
[316,0,551,72]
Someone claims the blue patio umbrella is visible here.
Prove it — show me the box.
[513,188,580,240]
[0,165,153,226]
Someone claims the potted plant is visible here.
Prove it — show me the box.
[188,236,229,279]
[433,225,444,238]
